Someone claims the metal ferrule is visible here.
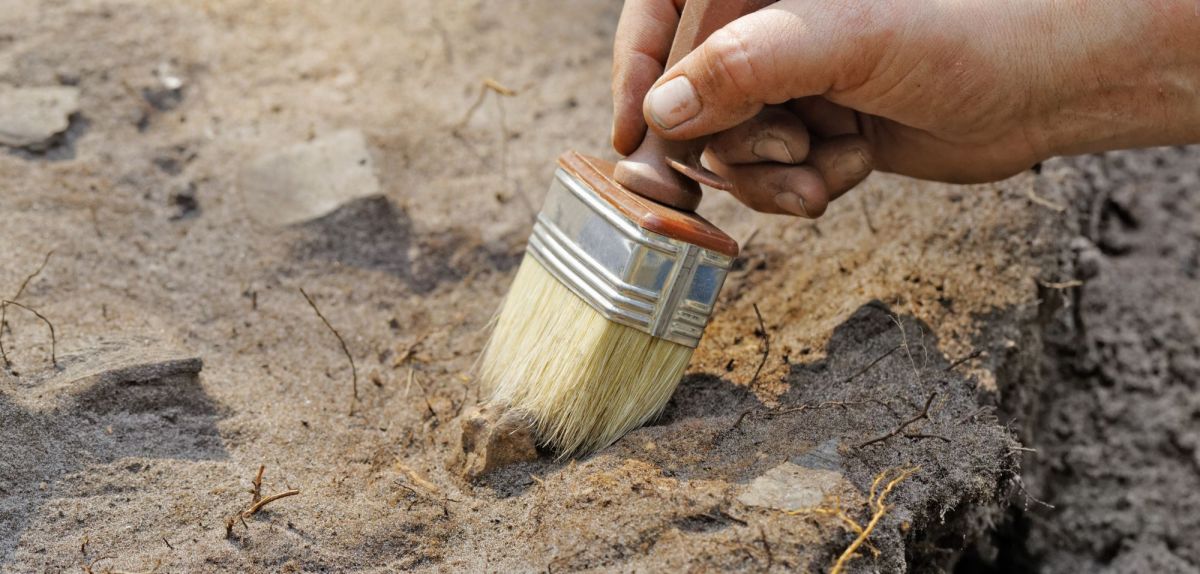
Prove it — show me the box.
[526,168,732,348]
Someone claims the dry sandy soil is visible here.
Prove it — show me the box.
[1,1,1197,572]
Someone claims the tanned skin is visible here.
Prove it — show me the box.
[612,0,1200,217]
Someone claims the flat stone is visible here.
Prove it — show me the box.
[239,129,381,226]
[738,440,856,512]
[0,86,80,149]
[738,463,849,512]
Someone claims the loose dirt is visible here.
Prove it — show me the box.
[1,1,1196,573]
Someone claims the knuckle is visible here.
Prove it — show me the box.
[699,27,762,103]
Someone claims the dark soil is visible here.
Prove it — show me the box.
[977,148,1200,574]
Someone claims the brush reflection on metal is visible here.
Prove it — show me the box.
[527,168,732,348]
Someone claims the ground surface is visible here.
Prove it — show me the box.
[0,1,1196,573]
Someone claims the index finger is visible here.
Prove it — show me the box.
[612,0,686,156]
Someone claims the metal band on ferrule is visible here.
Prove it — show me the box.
[526,168,732,348]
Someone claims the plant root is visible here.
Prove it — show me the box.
[788,465,920,574]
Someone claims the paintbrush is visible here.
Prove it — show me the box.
[481,0,771,455]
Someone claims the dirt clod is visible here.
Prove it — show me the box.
[452,403,539,481]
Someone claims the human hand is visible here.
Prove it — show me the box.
[612,0,1200,217]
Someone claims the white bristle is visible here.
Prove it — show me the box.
[480,255,693,456]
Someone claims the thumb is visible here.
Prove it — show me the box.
[643,1,882,140]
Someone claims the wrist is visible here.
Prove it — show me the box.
[1029,0,1200,158]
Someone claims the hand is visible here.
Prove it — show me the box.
[612,0,1200,217]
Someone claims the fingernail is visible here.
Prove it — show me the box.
[646,76,700,130]
[774,192,809,217]
[752,138,795,164]
[836,150,871,179]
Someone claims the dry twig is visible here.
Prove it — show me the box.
[857,392,938,449]
[842,345,900,385]
[244,489,301,516]
[10,251,53,301]
[225,466,300,539]
[749,303,770,387]
[250,464,265,504]
[860,195,877,234]
[299,287,358,413]
[1,250,54,368]
[1,300,57,367]
[945,348,986,372]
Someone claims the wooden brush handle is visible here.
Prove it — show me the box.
[561,151,739,257]
[613,0,775,211]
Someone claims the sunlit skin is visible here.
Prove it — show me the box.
[612,0,1200,217]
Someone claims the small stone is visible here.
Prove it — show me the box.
[738,463,849,511]
[452,403,539,481]
[738,440,856,512]
[239,129,381,226]
[0,86,80,150]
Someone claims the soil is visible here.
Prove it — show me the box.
[968,148,1200,574]
[0,1,1196,573]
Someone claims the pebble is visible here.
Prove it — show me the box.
[0,86,80,150]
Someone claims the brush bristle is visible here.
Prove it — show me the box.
[480,255,693,456]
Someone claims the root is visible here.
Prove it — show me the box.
[788,466,920,574]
